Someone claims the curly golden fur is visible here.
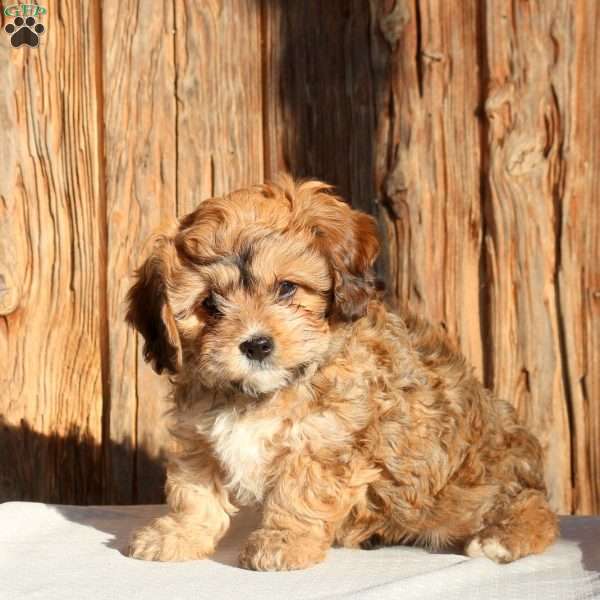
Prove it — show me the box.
[125,175,557,570]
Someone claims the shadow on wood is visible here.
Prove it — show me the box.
[261,1,378,211]
[0,418,166,505]
[260,0,392,285]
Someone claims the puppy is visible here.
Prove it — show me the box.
[126,175,557,570]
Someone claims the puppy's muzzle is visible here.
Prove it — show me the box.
[239,336,274,362]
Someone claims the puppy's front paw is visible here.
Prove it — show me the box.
[128,515,215,562]
[239,528,326,571]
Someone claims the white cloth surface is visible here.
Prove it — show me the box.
[0,502,598,600]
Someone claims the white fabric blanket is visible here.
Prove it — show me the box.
[1,502,598,600]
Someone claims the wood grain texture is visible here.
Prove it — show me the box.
[558,1,600,514]
[103,0,265,502]
[366,0,600,513]
[481,0,571,511]
[367,0,593,512]
[175,0,263,209]
[0,0,104,502]
[368,0,485,381]
[102,0,176,503]
[1,0,598,513]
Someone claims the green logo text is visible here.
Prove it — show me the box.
[4,4,47,17]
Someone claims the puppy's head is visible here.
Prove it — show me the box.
[126,176,379,396]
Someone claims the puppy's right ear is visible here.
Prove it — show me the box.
[126,237,182,375]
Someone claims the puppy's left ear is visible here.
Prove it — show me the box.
[298,183,379,321]
[326,209,380,321]
[126,237,182,375]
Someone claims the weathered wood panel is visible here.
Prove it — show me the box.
[368,0,485,378]
[102,0,265,502]
[233,0,596,515]
[559,1,600,515]
[0,0,104,502]
[102,0,176,503]
[367,0,574,512]
[480,0,572,512]
[261,0,377,216]
[175,0,263,209]
[0,0,598,513]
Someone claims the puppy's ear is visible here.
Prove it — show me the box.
[126,237,182,375]
[296,182,380,321]
[326,209,380,321]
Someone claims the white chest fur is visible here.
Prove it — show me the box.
[205,408,284,505]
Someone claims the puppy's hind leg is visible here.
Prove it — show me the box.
[465,489,558,563]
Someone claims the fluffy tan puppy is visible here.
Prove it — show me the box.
[126,175,557,570]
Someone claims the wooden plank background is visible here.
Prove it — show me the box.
[0,0,598,514]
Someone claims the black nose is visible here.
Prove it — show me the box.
[239,336,274,361]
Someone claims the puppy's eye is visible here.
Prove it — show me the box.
[278,281,297,299]
[202,293,221,316]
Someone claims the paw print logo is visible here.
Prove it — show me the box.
[4,16,45,48]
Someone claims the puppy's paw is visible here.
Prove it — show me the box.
[465,535,514,564]
[239,528,326,571]
[128,515,215,562]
